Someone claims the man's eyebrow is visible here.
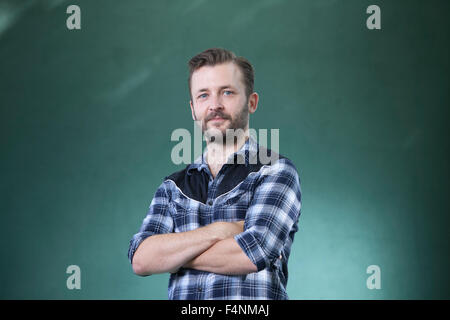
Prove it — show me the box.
[195,85,237,95]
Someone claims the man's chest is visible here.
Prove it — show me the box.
[167,173,257,232]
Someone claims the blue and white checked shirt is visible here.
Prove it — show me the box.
[128,136,302,299]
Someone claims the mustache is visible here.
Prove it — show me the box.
[205,111,230,122]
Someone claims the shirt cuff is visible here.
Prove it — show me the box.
[234,231,268,272]
[127,231,154,264]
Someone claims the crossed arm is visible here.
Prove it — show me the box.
[182,235,258,275]
[130,160,302,277]
[131,221,257,276]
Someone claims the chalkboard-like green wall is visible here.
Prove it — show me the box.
[0,0,448,299]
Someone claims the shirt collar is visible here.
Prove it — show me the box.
[188,135,258,174]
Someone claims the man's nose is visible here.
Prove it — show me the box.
[208,94,224,111]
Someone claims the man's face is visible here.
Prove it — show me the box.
[189,62,255,143]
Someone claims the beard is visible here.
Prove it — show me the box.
[202,102,249,145]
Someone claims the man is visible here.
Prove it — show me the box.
[128,48,302,300]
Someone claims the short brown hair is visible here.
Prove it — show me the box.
[188,48,254,100]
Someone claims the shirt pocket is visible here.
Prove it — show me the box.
[214,187,250,221]
[171,193,209,232]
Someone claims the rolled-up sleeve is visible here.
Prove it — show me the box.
[127,181,174,264]
[234,159,302,272]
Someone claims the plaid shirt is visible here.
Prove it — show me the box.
[128,136,302,299]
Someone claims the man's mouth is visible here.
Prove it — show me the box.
[209,116,226,122]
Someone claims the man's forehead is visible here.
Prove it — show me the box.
[191,62,243,91]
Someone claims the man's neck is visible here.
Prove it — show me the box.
[205,133,249,179]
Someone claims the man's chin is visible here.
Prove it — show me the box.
[205,121,229,132]
[204,125,228,142]
[204,128,248,145]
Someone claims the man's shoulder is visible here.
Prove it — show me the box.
[163,164,192,184]
[161,150,300,180]
[255,145,299,177]
[158,145,300,189]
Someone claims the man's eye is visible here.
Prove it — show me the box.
[224,90,233,95]
[198,93,208,99]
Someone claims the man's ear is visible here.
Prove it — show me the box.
[248,92,259,114]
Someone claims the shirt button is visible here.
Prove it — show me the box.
[208,200,213,206]
[198,287,202,292]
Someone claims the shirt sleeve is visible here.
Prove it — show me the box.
[234,158,302,272]
[127,181,174,264]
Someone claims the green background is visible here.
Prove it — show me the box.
[0,0,448,299]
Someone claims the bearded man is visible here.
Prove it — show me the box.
[128,48,302,300]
